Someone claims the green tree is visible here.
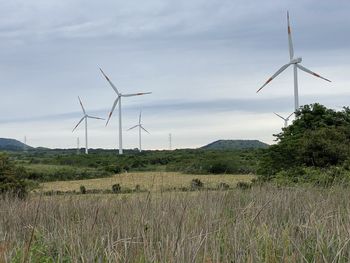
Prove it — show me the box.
[0,153,28,198]
[258,104,350,181]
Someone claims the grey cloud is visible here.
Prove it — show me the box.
[0,0,349,148]
[1,94,347,124]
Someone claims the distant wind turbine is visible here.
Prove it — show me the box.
[274,112,294,128]
[99,68,152,155]
[257,11,331,111]
[72,96,104,154]
[127,111,150,152]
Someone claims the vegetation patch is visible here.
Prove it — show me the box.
[258,104,350,186]
[0,153,31,198]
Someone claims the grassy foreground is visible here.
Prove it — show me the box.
[39,172,254,192]
[2,186,350,262]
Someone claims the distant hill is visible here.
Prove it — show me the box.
[0,138,32,151]
[201,140,269,150]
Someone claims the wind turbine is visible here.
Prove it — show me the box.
[127,111,150,152]
[257,12,331,111]
[274,112,294,128]
[72,96,104,154]
[99,68,152,155]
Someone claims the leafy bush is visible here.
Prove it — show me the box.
[273,166,350,187]
[0,153,28,198]
[80,185,86,194]
[191,179,203,189]
[207,159,238,174]
[105,165,122,174]
[112,184,121,193]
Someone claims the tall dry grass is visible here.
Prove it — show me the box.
[1,186,350,262]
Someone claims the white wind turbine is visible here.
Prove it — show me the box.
[127,111,150,152]
[257,12,331,111]
[274,112,294,128]
[99,68,152,155]
[72,96,104,154]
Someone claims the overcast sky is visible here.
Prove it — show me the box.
[0,0,349,150]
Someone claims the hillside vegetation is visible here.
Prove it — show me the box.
[0,138,31,151]
[202,139,268,150]
[7,148,261,183]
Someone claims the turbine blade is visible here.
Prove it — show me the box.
[99,68,120,95]
[72,116,85,132]
[88,115,105,120]
[297,64,331,82]
[257,63,291,93]
[287,112,294,119]
[141,125,150,134]
[274,112,285,120]
[106,97,120,126]
[78,96,86,114]
[139,111,142,124]
[127,124,139,131]
[287,11,294,59]
[122,92,152,97]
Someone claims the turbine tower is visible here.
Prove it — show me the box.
[77,137,80,155]
[72,96,104,154]
[127,111,150,152]
[274,112,294,128]
[257,12,331,111]
[23,136,27,152]
[100,68,152,155]
[169,133,172,150]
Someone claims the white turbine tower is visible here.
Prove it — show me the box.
[127,111,150,152]
[99,68,152,155]
[257,12,331,111]
[72,96,104,154]
[274,112,294,128]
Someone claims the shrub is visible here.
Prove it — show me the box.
[236,181,251,190]
[208,160,237,174]
[0,154,28,198]
[112,184,121,193]
[273,166,350,187]
[217,182,230,190]
[191,179,203,190]
[105,165,122,174]
[80,185,86,194]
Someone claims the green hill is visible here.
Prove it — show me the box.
[201,140,269,150]
[0,138,32,151]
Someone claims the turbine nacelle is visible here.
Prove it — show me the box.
[290,57,302,64]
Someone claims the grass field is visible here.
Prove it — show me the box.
[2,186,350,262]
[39,172,255,192]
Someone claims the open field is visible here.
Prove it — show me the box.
[39,172,255,192]
[2,186,350,262]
